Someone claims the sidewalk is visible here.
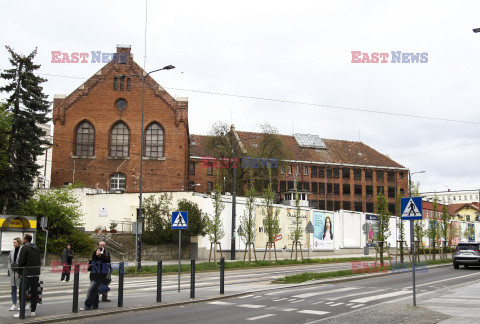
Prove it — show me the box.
[420,280,480,323]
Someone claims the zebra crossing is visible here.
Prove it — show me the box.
[207,284,428,321]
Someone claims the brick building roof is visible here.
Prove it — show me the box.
[190,130,406,169]
[448,202,480,214]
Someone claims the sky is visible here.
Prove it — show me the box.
[1,0,479,194]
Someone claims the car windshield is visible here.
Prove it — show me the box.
[456,244,479,250]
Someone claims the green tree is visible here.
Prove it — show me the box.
[142,193,174,244]
[18,186,95,255]
[427,195,439,259]
[0,102,12,176]
[204,121,290,195]
[176,199,207,238]
[439,204,451,258]
[289,181,303,260]
[262,165,280,261]
[0,46,50,213]
[239,174,257,261]
[375,190,391,266]
[395,186,406,262]
[205,183,225,262]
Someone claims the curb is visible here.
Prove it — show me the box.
[20,262,452,323]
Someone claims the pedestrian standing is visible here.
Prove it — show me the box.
[7,237,22,311]
[61,243,74,282]
[13,234,41,318]
[80,245,109,310]
[98,241,112,302]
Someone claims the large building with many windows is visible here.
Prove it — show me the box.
[189,130,409,214]
[51,45,189,192]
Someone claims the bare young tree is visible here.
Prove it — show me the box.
[262,165,280,261]
[289,182,304,260]
[375,190,391,266]
[239,174,257,261]
[206,183,225,262]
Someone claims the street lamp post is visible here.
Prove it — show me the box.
[231,135,258,260]
[117,65,175,270]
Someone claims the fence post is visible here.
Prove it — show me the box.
[72,264,80,313]
[156,261,162,303]
[118,262,124,307]
[220,258,224,295]
[190,259,195,299]
[20,266,27,319]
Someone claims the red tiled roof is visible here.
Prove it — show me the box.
[190,130,406,169]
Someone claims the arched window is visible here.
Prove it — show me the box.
[75,121,94,157]
[144,123,164,158]
[110,122,130,157]
[110,173,126,191]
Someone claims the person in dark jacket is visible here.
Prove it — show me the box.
[61,243,74,282]
[98,241,111,302]
[80,246,110,310]
[13,234,41,318]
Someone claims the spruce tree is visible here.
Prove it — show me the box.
[0,46,50,213]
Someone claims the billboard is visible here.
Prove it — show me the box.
[312,211,334,250]
[365,214,379,247]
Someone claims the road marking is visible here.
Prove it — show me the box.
[346,303,352,306]
[312,301,325,305]
[325,302,334,305]
[238,304,265,309]
[253,296,261,299]
[288,299,297,302]
[239,294,254,299]
[330,303,343,306]
[290,299,304,303]
[247,314,276,320]
[298,310,330,315]
[325,289,386,301]
[293,287,359,299]
[273,298,288,302]
[350,290,412,303]
[209,301,234,306]
[351,304,364,308]
[279,308,298,312]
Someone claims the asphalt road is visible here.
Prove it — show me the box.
[0,261,356,322]
[65,265,480,324]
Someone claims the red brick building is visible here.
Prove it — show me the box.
[189,130,409,214]
[51,45,189,192]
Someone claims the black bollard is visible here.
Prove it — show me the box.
[118,262,124,307]
[190,259,195,299]
[72,264,80,313]
[220,258,224,295]
[20,267,27,319]
[156,261,162,302]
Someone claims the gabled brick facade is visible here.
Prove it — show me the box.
[51,45,189,192]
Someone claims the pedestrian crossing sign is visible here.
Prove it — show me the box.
[401,197,423,220]
[172,211,188,229]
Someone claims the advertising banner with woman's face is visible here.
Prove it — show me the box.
[312,211,334,250]
[365,214,379,247]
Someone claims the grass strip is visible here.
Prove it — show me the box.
[112,257,377,276]
[275,258,453,284]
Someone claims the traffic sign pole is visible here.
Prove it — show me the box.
[178,229,181,293]
[402,197,421,307]
[410,219,416,306]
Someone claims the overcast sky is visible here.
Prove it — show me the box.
[1,0,480,194]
